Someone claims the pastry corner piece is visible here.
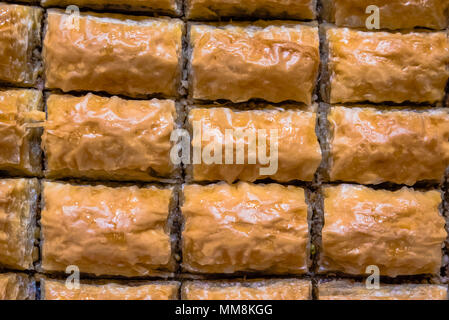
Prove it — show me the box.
[186,0,316,20]
[0,89,44,176]
[321,0,449,30]
[189,22,320,104]
[181,182,310,274]
[319,184,447,277]
[318,280,447,300]
[325,106,449,185]
[182,279,312,300]
[323,26,449,104]
[0,178,39,271]
[0,3,42,87]
[40,0,183,16]
[40,278,180,300]
[187,105,321,183]
[43,9,184,98]
[42,93,179,182]
[40,181,176,277]
[0,273,35,300]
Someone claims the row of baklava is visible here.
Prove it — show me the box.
[2,3,449,105]
[0,178,446,278]
[5,0,449,30]
[3,88,449,186]
[2,274,448,300]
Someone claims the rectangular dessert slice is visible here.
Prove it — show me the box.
[0,3,42,86]
[189,22,320,104]
[323,26,449,104]
[321,0,449,30]
[318,280,447,300]
[181,182,310,274]
[40,181,176,277]
[186,0,316,20]
[0,273,35,300]
[42,93,179,182]
[182,279,312,300]
[0,89,44,176]
[0,178,39,270]
[41,278,180,300]
[325,105,449,185]
[186,105,321,183]
[43,10,184,98]
[319,184,447,277]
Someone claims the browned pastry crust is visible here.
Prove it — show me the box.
[181,182,310,274]
[187,105,321,183]
[182,279,312,300]
[327,106,449,185]
[40,181,176,277]
[43,10,184,98]
[319,184,447,277]
[0,273,35,300]
[189,22,320,104]
[0,3,42,87]
[324,26,449,104]
[42,93,178,182]
[0,178,39,270]
[318,280,447,300]
[41,278,180,300]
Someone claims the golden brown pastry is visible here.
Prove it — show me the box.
[0,273,35,300]
[320,184,447,277]
[41,279,180,300]
[325,27,449,104]
[182,279,312,300]
[0,89,44,176]
[40,181,175,277]
[43,10,184,98]
[318,280,447,300]
[187,105,321,183]
[186,0,316,20]
[0,3,42,86]
[189,22,320,104]
[42,93,178,182]
[326,106,449,185]
[0,178,39,270]
[322,0,449,30]
[41,0,182,15]
[182,182,310,274]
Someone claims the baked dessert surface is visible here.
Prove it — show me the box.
[41,278,180,300]
[0,273,35,300]
[188,105,321,183]
[182,279,312,300]
[320,184,447,277]
[42,93,177,182]
[182,182,310,274]
[189,22,320,104]
[0,178,39,270]
[40,181,175,277]
[43,10,184,98]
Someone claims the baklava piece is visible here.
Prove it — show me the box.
[182,182,310,274]
[0,89,44,176]
[319,185,447,277]
[323,26,449,104]
[0,3,42,86]
[0,273,35,300]
[40,181,176,277]
[318,280,447,300]
[44,10,184,98]
[189,22,320,104]
[42,93,178,182]
[326,106,449,185]
[182,279,312,300]
[41,278,180,300]
[0,178,39,270]
[187,105,321,183]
